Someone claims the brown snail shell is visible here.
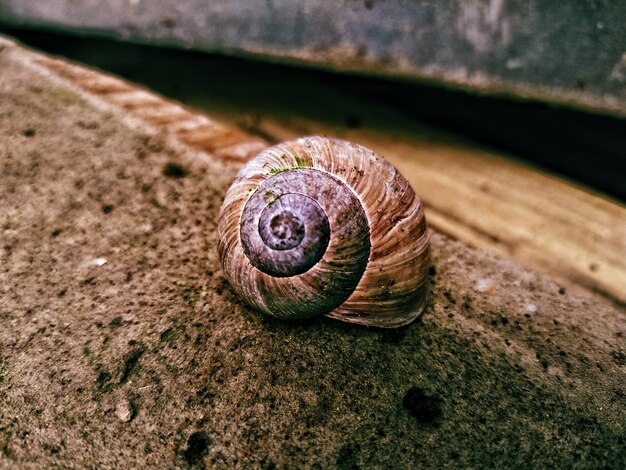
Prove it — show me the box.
[217,136,430,328]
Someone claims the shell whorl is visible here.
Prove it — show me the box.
[217,136,430,328]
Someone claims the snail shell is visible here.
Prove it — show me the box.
[217,136,430,328]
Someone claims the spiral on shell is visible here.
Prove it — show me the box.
[217,136,430,328]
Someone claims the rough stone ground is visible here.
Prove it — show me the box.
[0,41,625,469]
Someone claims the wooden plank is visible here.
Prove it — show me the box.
[194,90,626,307]
[11,36,625,307]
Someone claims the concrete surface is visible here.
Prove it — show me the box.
[1,0,625,116]
[1,38,625,468]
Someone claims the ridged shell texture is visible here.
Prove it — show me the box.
[217,136,430,327]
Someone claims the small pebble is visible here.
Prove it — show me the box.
[89,258,107,267]
[475,278,496,294]
[523,303,540,314]
[115,398,134,422]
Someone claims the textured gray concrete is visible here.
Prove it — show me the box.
[1,0,625,116]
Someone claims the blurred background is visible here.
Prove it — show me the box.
[0,0,624,201]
